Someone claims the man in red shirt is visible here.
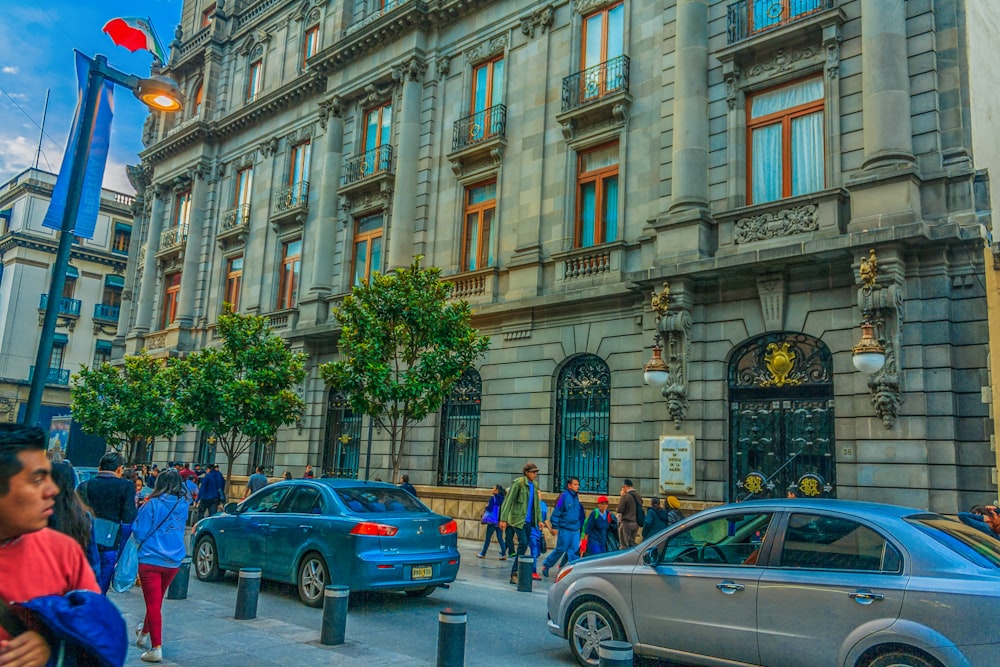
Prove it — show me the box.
[0,424,99,666]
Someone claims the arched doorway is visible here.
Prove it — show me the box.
[728,332,835,501]
[554,354,611,494]
[437,368,482,487]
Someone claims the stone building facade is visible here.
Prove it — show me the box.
[121,0,998,513]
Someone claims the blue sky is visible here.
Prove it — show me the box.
[0,0,184,193]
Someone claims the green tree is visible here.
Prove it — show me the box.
[173,309,307,488]
[320,257,490,481]
[71,352,183,463]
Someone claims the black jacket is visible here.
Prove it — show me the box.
[642,507,670,541]
[79,473,137,527]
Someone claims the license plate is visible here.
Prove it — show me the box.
[412,565,432,580]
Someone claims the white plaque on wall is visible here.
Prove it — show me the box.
[659,435,695,495]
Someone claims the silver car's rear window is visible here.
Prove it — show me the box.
[907,514,1000,568]
[336,487,425,513]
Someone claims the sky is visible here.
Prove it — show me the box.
[0,0,184,193]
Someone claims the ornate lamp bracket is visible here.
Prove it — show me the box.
[652,282,692,430]
[855,249,905,428]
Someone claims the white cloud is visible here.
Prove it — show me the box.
[1,66,18,75]
[0,134,46,183]
[7,92,27,101]
[102,158,136,194]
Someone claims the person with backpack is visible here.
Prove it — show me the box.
[581,495,616,555]
[642,497,670,542]
[616,479,644,548]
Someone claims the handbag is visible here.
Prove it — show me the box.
[92,517,120,549]
[481,504,498,525]
[112,497,181,593]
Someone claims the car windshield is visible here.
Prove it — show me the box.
[907,514,1000,568]
[335,487,425,513]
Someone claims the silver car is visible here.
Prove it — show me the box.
[547,499,1000,667]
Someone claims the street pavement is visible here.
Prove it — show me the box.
[110,537,582,666]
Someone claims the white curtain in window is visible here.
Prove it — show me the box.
[604,175,619,242]
[791,111,824,196]
[752,123,782,204]
[750,78,823,119]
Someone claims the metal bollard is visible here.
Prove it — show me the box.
[516,558,533,592]
[166,557,191,600]
[598,640,633,667]
[234,568,261,620]
[436,608,467,667]
[320,585,349,646]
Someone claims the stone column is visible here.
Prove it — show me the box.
[134,185,167,333]
[300,97,344,325]
[387,57,426,272]
[861,0,913,170]
[668,0,710,213]
[176,166,209,330]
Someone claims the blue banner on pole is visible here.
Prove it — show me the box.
[42,52,114,240]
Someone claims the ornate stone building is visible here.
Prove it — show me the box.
[121,0,998,513]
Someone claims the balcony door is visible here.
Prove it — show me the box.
[362,102,392,176]
[582,2,624,101]
[470,57,504,143]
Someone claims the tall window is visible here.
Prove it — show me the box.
[362,102,392,175]
[193,84,204,117]
[224,255,243,311]
[437,369,482,487]
[582,1,624,100]
[93,340,112,367]
[462,181,496,271]
[289,142,311,186]
[352,214,383,285]
[161,272,181,328]
[201,3,216,27]
[234,167,253,207]
[278,239,301,309]
[554,354,610,494]
[112,222,131,255]
[470,56,504,142]
[302,25,319,69]
[246,58,262,102]
[61,267,77,299]
[174,191,191,228]
[576,143,619,247]
[50,342,65,371]
[747,77,824,205]
[102,275,123,308]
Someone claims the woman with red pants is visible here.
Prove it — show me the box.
[132,469,188,663]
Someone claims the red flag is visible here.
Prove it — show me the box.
[102,17,167,64]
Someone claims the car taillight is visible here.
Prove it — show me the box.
[554,565,574,583]
[349,522,399,536]
[439,519,458,535]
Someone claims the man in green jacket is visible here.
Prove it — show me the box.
[498,461,542,585]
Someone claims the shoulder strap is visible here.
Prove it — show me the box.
[0,598,27,636]
[136,497,182,550]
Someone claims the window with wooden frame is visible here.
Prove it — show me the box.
[352,214,383,285]
[461,181,496,272]
[193,84,204,117]
[302,25,319,70]
[747,76,824,205]
[102,276,123,308]
[277,239,302,309]
[173,191,191,228]
[111,222,131,255]
[224,255,244,312]
[161,272,181,329]
[576,143,619,248]
[50,342,65,371]
[246,58,262,102]
[93,340,112,368]
[581,1,625,102]
[289,142,311,186]
[469,56,504,143]
[234,167,253,207]
[61,274,76,299]
[201,3,216,27]
[362,102,392,176]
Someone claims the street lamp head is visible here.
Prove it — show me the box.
[852,320,885,374]
[643,334,670,387]
[134,75,184,112]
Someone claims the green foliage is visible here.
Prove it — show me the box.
[71,352,183,463]
[320,257,490,479]
[173,309,307,484]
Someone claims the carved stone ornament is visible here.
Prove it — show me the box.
[317,96,343,129]
[286,124,315,145]
[747,46,821,79]
[825,28,841,80]
[735,204,818,244]
[573,0,614,16]
[464,35,509,66]
[391,57,427,83]
[725,67,742,110]
[362,81,394,106]
[520,6,554,39]
[259,137,279,157]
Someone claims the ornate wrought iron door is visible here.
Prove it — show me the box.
[554,355,610,494]
[322,390,361,478]
[729,332,835,501]
[247,437,275,476]
[438,370,481,487]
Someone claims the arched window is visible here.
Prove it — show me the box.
[323,390,361,478]
[437,369,481,487]
[554,354,610,494]
[192,83,203,117]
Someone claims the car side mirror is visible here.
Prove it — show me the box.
[224,502,239,515]
[642,549,657,567]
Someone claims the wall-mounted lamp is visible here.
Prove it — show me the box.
[643,333,670,387]
[645,282,692,429]
[852,250,886,374]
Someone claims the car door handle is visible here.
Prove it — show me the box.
[716,581,745,594]
[298,525,311,530]
[848,590,885,605]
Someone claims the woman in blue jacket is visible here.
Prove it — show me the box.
[132,469,189,663]
[477,485,507,559]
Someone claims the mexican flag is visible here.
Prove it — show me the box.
[102,17,168,65]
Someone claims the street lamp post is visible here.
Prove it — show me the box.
[23,53,182,427]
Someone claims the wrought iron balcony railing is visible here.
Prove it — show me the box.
[726,0,832,44]
[343,0,411,37]
[39,294,82,317]
[28,366,70,386]
[93,303,120,323]
[160,224,189,251]
[561,54,630,112]
[342,145,394,186]
[452,104,507,152]
[272,181,309,217]
[221,203,251,232]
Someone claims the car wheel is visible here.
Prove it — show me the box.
[567,601,625,667]
[405,586,435,598]
[297,552,328,608]
[864,648,942,667]
[194,536,224,581]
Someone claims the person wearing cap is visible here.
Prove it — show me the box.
[582,496,616,556]
[498,462,542,585]
[665,495,684,525]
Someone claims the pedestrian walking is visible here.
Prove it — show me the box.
[477,484,506,559]
[665,495,684,526]
[498,461,542,585]
[642,497,670,542]
[582,495,615,556]
[78,452,138,594]
[398,474,418,497]
[245,466,269,498]
[197,464,226,520]
[48,461,99,576]
[616,479,643,549]
[542,477,585,577]
[529,500,551,580]
[133,470,189,663]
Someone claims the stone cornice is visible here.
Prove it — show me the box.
[0,232,128,272]
[0,178,134,217]
[140,121,211,163]
[212,71,326,139]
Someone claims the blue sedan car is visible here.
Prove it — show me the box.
[192,479,460,606]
